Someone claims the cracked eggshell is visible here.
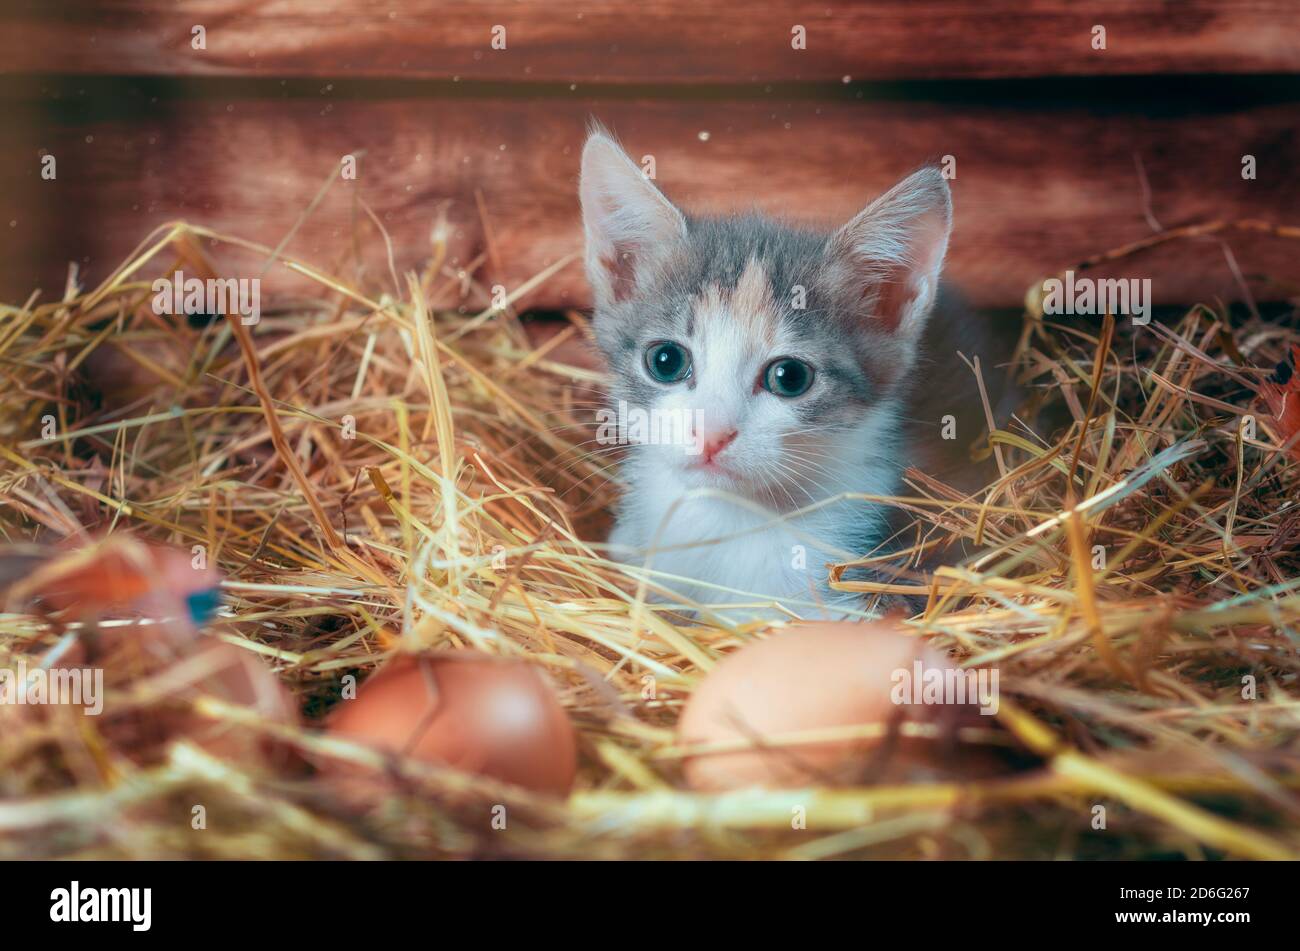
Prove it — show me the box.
[327,652,578,797]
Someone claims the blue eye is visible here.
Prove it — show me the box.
[762,358,814,398]
[645,341,692,383]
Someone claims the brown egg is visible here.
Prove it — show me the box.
[106,636,297,768]
[7,541,223,626]
[678,619,1006,791]
[101,639,300,768]
[327,652,578,796]
[4,630,299,772]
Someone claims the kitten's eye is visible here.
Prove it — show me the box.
[762,358,815,398]
[644,341,692,383]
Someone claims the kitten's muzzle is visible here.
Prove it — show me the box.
[694,428,738,467]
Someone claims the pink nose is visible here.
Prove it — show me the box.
[698,428,738,464]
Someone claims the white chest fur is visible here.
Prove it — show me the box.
[609,405,902,620]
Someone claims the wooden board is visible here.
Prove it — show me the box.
[3,91,1298,311]
[4,1,1299,83]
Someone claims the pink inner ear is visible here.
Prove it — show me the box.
[857,263,920,335]
[602,244,639,302]
[860,268,915,333]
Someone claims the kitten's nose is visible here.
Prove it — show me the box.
[698,428,738,464]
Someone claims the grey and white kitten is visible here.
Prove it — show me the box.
[579,130,1002,619]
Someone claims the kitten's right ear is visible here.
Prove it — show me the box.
[580,131,687,309]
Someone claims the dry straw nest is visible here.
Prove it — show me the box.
[1,214,1298,860]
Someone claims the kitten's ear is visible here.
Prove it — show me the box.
[827,168,952,340]
[580,131,687,309]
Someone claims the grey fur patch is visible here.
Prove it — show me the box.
[592,210,912,423]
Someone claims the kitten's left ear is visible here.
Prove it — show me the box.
[827,168,952,340]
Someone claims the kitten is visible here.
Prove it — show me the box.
[579,130,1011,619]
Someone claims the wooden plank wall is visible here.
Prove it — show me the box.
[7,1,1300,80]
[1,1,1298,312]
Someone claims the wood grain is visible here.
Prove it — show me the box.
[3,92,1298,311]
[3,1,1298,83]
